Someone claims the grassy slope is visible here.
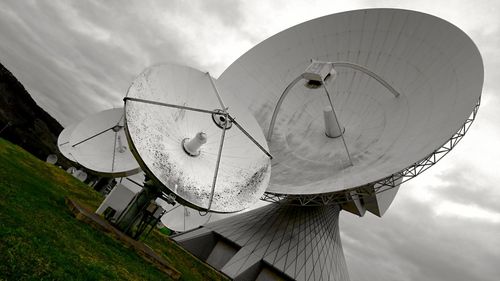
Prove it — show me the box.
[0,138,227,281]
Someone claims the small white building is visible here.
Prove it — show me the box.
[96,177,142,222]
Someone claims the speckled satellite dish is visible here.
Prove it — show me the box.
[218,8,483,198]
[57,122,78,162]
[124,63,272,213]
[69,108,141,177]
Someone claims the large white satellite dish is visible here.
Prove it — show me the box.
[218,8,483,201]
[173,9,484,281]
[57,122,78,163]
[124,63,272,213]
[69,108,141,177]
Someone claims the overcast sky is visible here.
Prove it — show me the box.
[1,1,499,280]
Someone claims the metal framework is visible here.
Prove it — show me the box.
[261,96,481,206]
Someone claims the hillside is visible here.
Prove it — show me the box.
[0,62,70,167]
[0,138,229,281]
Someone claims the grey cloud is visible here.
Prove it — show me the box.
[0,0,193,125]
[341,193,500,281]
[200,0,245,27]
[430,164,500,213]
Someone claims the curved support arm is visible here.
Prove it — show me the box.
[331,62,400,98]
[267,75,304,141]
[266,61,400,142]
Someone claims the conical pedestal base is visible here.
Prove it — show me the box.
[174,203,350,281]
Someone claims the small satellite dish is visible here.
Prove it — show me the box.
[46,154,58,164]
[69,108,141,177]
[66,166,77,174]
[57,123,78,163]
[160,203,212,232]
[74,169,87,182]
[124,63,272,213]
[218,9,483,200]
[157,197,241,232]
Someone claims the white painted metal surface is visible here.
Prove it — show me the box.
[57,122,78,162]
[175,203,349,281]
[160,204,212,232]
[69,108,141,177]
[66,166,77,174]
[96,183,141,221]
[125,63,271,213]
[74,169,87,182]
[218,8,483,196]
[158,202,243,232]
[120,172,145,194]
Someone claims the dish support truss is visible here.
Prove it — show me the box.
[261,96,481,206]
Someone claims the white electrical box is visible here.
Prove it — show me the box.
[303,60,335,82]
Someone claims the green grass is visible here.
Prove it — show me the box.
[143,230,227,281]
[0,138,228,281]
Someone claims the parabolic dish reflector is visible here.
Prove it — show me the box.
[57,122,78,163]
[159,203,241,232]
[124,63,271,213]
[46,154,58,164]
[160,204,212,232]
[218,8,483,195]
[69,108,141,177]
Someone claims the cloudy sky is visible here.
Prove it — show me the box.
[1,1,499,280]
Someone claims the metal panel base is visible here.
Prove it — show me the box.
[174,203,349,281]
